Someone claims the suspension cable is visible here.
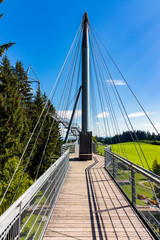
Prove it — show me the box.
[89,25,150,170]
[0,25,82,206]
[89,28,128,157]
[90,23,159,136]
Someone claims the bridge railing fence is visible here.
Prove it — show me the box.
[105,148,160,239]
[61,140,78,155]
[0,149,70,240]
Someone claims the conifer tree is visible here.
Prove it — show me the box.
[0,156,32,211]
[15,61,33,111]
[0,56,24,165]
[27,86,46,178]
[28,88,62,178]
[15,61,32,145]
[0,55,62,211]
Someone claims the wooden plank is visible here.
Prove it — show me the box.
[43,151,154,239]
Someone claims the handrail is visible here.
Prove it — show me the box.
[0,149,69,240]
[105,147,160,239]
[105,149,160,185]
[61,140,78,155]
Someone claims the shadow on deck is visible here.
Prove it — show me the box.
[43,152,154,240]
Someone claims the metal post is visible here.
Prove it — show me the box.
[131,167,136,206]
[18,202,22,240]
[113,157,115,179]
[64,86,82,143]
[82,12,89,132]
[79,13,92,160]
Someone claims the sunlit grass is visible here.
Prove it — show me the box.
[96,142,160,170]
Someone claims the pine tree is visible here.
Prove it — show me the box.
[0,56,31,209]
[15,61,33,111]
[0,156,33,211]
[0,56,24,165]
[27,86,46,178]
[39,97,62,175]
[45,99,62,159]
[15,61,32,146]
[0,55,62,212]
[152,159,160,176]
[28,89,62,179]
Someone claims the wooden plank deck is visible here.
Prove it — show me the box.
[43,150,154,240]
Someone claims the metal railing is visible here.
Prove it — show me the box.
[105,148,160,239]
[50,113,81,137]
[0,149,69,240]
[92,142,96,154]
[61,140,78,155]
[94,142,110,155]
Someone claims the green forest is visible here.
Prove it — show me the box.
[0,50,62,213]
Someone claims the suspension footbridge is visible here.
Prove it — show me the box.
[0,13,160,240]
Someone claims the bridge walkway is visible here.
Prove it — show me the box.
[43,151,154,240]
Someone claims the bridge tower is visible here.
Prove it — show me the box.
[79,12,92,160]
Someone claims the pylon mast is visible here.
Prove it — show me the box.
[82,12,89,131]
[79,12,92,161]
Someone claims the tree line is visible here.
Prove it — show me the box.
[0,55,62,213]
[96,130,160,145]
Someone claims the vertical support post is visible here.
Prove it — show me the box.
[92,142,95,154]
[82,12,89,132]
[113,157,115,179]
[131,167,136,206]
[64,86,82,143]
[105,149,107,167]
[18,202,21,240]
[79,12,92,161]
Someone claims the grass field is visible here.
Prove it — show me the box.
[96,142,160,170]
[97,141,160,231]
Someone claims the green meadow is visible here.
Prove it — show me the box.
[97,142,160,170]
[97,141,160,208]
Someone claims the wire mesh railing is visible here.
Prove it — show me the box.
[0,149,69,240]
[61,140,78,155]
[105,147,160,239]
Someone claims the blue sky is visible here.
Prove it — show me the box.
[1,0,160,136]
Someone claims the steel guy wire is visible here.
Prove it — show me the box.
[89,35,109,138]
[90,23,159,136]
[90,27,147,170]
[0,25,81,206]
[91,26,159,202]
[89,30,125,155]
[59,29,82,116]
[89,27,129,158]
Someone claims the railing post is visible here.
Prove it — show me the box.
[92,142,95,154]
[113,156,115,179]
[131,166,136,206]
[18,202,22,240]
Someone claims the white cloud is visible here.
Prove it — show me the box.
[128,112,146,118]
[95,122,101,125]
[97,111,109,118]
[128,111,157,118]
[106,79,126,86]
[57,110,81,119]
[144,122,160,128]
[155,123,160,128]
